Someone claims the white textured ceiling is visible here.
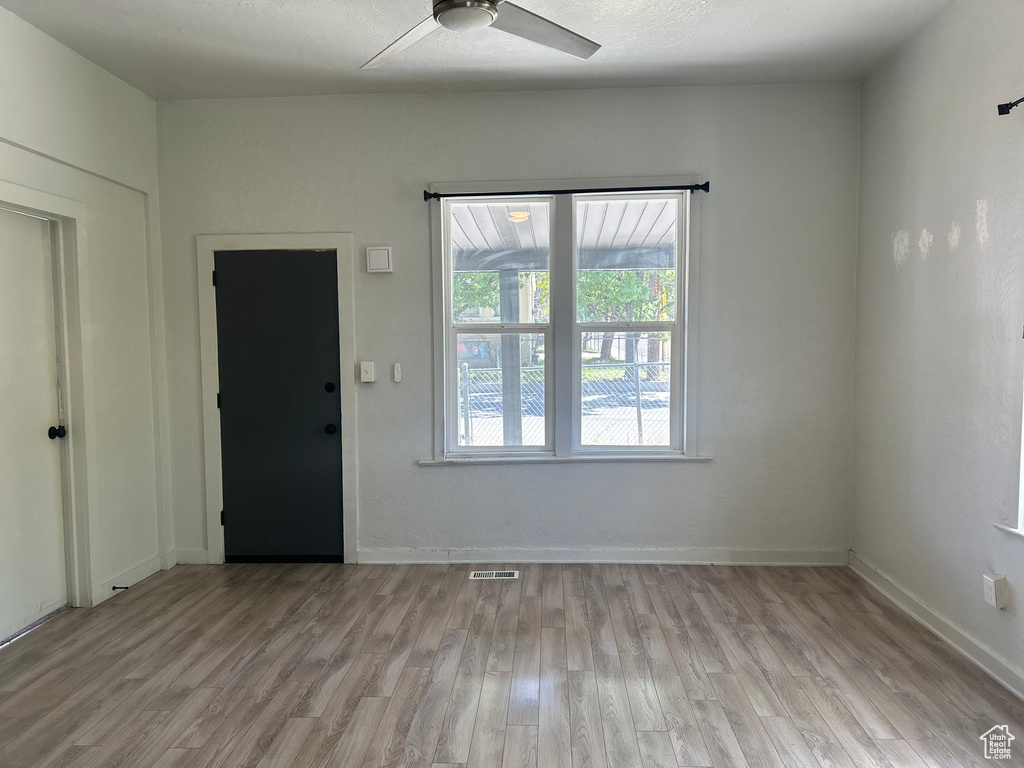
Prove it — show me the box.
[0,0,952,99]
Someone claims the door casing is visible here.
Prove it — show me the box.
[196,233,358,564]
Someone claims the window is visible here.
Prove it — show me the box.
[1009,379,1024,536]
[1006,364,1024,538]
[447,197,553,450]
[432,179,700,461]
[576,194,681,450]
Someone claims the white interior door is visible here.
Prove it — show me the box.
[0,206,67,642]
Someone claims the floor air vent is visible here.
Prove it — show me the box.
[469,570,519,580]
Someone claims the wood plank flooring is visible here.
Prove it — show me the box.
[0,563,1022,767]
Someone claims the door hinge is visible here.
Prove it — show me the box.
[220,510,225,526]
[217,392,221,408]
[212,270,217,287]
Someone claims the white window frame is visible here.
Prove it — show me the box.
[571,191,685,454]
[995,330,1024,540]
[426,176,707,465]
[442,195,555,457]
[1000,371,1024,539]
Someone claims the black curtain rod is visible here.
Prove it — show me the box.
[424,181,710,202]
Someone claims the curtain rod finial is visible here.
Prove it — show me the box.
[998,96,1024,116]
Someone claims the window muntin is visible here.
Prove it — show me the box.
[441,188,689,458]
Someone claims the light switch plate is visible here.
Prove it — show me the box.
[366,246,393,273]
[360,361,375,382]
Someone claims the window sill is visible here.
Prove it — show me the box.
[993,523,1024,541]
[419,454,711,466]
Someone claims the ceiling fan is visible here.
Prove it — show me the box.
[361,0,601,69]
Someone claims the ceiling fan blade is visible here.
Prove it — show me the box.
[361,16,440,69]
[490,2,600,60]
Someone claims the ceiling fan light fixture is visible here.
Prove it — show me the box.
[509,211,530,223]
[362,0,600,71]
[433,0,498,32]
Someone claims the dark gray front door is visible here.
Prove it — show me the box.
[214,249,343,561]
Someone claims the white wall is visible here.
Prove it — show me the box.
[158,84,860,562]
[853,0,1024,692]
[0,7,170,603]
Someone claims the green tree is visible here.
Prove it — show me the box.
[578,269,675,365]
[452,272,500,321]
[577,269,675,323]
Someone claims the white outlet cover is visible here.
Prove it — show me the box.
[984,573,1008,610]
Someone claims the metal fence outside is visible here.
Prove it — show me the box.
[458,360,670,447]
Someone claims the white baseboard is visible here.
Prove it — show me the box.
[160,550,178,570]
[355,546,850,565]
[849,551,1024,702]
[175,548,210,564]
[94,555,163,606]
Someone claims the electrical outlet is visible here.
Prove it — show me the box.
[983,573,1008,610]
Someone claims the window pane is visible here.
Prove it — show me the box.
[456,333,546,447]
[576,197,678,323]
[580,332,671,447]
[450,200,550,324]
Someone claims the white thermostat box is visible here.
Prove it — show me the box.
[366,246,393,273]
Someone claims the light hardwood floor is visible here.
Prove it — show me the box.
[0,563,1022,768]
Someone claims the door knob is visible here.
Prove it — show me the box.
[48,425,67,440]
[324,424,338,435]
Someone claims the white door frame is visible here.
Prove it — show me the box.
[0,180,94,608]
[196,233,358,564]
